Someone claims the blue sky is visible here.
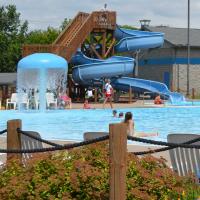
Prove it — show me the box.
[1,0,200,30]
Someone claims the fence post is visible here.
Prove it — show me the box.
[129,86,132,103]
[7,119,22,164]
[109,123,127,200]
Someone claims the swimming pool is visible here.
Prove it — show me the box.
[0,107,200,141]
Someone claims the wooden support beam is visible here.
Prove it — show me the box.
[7,119,22,164]
[105,38,116,58]
[102,32,107,57]
[90,44,103,59]
[109,123,127,200]
[129,86,132,103]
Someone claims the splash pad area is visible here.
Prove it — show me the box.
[1,106,200,142]
[17,53,68,111]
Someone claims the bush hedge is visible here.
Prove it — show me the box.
[0,141,199,200]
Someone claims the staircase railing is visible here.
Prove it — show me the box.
[53,12,89,45]
[61,13,94,61]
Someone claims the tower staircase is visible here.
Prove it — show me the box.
[22,11,116,61]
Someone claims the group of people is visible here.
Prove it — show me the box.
[112,110,124,118]
[62,80,164,110]
[60,84,158,138]
[83,79,113,109]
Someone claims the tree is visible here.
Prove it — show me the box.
[25,27,59,44]
[25,18,71,44]
[0,5,28,72]
[60,18,71,31]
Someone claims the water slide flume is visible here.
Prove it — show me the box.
[112,77,185,103]
[72,26,185,103]
[72,51,134,85]
[114,26,164,52]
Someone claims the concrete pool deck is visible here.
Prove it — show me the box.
[63,100,166,109]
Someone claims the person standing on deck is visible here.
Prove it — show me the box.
[103,79,113,109]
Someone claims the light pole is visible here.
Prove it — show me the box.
[134,50,140,77]
[186,0,190,96]
[136,20,151,77]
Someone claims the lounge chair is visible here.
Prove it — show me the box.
[46,93,57,109]
[84,132,108,141]
[21,131,43,164]
[6,93,17,109]
[167,133,200,178]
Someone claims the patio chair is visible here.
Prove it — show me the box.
[6,93,17,109]
[167,133,200,178]
[21,131,43,164]
[46,93,57,109]
[19,93,29,109]
[84,132,108,141]
[34,93,39,109]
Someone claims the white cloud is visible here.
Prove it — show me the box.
[1,0,200,30]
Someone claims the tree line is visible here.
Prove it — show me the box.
[0,5,136,72]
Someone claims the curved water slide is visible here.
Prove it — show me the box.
[114,25,164,52]
[72,26,185,103]
[72,51,134,86]
[112,77,185,103]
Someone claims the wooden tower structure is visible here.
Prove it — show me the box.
[22,11,116,61]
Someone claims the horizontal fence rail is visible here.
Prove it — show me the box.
[0,127,199,154]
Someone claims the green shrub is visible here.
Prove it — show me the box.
[0,142,199,199]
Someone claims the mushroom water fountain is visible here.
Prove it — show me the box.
[17,53,68,111]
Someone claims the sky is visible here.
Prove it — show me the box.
[1,0,200,31]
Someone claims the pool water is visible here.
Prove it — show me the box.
[0,107,200,141]
[166,100,200,106]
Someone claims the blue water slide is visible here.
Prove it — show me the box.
[114,26,164,52]
[72,51,135,85]
[112,77,185,103]
[71,26,185,103]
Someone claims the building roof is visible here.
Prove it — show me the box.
[0,73,17,84]
[145,26,200,47]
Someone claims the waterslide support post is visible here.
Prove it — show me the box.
[102,31,106,58]
[134,50,140,77]
[129,86,132,103]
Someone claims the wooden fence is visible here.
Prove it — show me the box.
[6,119,127,200]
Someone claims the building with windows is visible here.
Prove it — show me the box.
[138,26,200,96]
